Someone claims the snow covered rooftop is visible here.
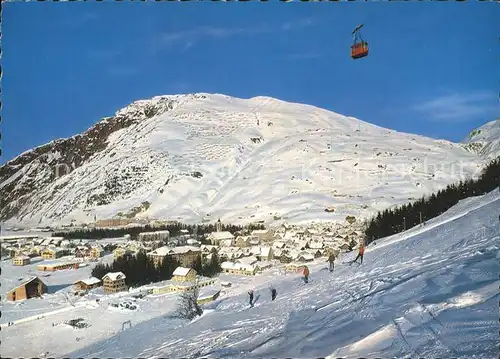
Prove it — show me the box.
[147,246,171,256]
[208,231,234,240]
[297,253,315,261]
[221,261,257,272]
[170,245,201,254]
[200,245,217,251]
[308,241,324,249]
[198,288,221,300]
[236,256,258,265]
[43,247,65,253]
[259,246,272,257]
[172,267,193,276]
[103,272,126,281]
[147,245,201,256]
[251,230,269,234]
[9,276,43,292]
[77,277,102,286]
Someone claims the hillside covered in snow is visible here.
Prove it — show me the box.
[1,93,489,228]
[1,188,498,358]
[53,188,499,358]
[462,119,500,161]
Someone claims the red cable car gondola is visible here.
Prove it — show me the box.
[351,24,369,60]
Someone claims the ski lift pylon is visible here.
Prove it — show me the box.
[351,24,369,60]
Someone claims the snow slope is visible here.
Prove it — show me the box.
[2,93,485,228]
[0,254,115,325]
[462,118,500,161]
[60,188,500,359]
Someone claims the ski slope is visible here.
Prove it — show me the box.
[63,188,500,359]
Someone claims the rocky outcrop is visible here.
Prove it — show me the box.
[0,96,179,221]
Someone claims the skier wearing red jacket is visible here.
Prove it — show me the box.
[352,243,365,265]
[303,266,310,283]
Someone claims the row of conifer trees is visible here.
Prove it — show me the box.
[53,222,265,240]
[364,157,499,243]
[91,250,223,288]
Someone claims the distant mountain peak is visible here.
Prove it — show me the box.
[462,118,500,160]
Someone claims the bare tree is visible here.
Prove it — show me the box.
[175,283,203,320]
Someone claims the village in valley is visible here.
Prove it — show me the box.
[1,215,365,357]
[1,213,365,356]
[2,216,364,297]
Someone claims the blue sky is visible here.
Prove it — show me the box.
[3,2,499,163]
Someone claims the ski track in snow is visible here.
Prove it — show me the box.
[29,189,498,359]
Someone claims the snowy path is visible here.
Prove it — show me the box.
[66,189,500,359]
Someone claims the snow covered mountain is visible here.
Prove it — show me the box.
[462,119,500,161]
[0,93,488,228]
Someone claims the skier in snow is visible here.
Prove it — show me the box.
[270,287,277,301]
[248,290,254,307]
[303,265,310,283]
[352,243,365,265]
[327,253,335,272]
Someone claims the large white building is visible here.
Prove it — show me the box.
[251,229,274,242]
[206,231,235,246]
[138,230,170,242]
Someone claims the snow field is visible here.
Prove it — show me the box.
[1,255,114,325]
[61,189,500,359]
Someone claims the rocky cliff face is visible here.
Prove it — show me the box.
[0,95,182,222]
[461,119,500,161]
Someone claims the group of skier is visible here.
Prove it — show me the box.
[327,242,365,271]
[246,243,366,307]
[248,286,277,307]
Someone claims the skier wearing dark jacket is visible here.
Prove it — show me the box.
[270,287,277,301]
[248,290,254,307]
[327,253,335,272]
